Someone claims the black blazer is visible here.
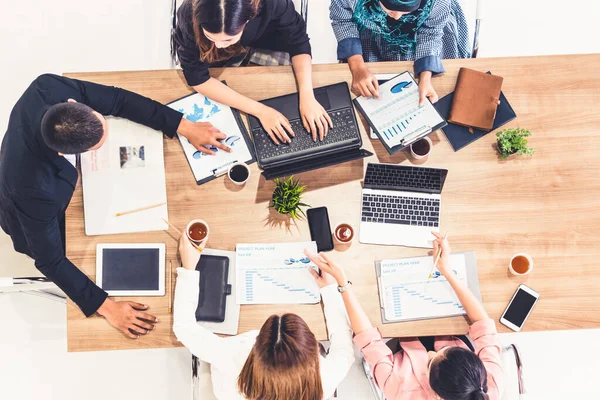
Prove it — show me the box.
[174,0,311,86]
[0,74,183,317]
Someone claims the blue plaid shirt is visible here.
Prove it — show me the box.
[330,0,471,76]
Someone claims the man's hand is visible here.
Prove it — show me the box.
[177,118,230,155]
[348,55,379,98]
[299,92,333,142]
[97,298,157,339]
[418,71,439,106]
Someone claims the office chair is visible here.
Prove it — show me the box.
[0,277,66,303]
[362,342,526,399]
[472,0,484,58]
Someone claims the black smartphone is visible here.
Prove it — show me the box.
[307,207,334,252]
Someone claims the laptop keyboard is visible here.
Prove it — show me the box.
[364,163,444,193]
[361,193,440,227]
[252,107,359,164]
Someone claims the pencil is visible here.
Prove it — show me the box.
[116,202,166,217]
[162,218,203,253]
[168,260,173,313]
[428,232,448,279]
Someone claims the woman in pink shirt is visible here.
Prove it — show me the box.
[305,232,504,400]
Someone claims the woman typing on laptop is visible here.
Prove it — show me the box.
[174,0,333,145]
[304,232,504,400]
[330,0,471,105]
[173,234,354,400]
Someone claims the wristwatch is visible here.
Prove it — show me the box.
[337,281,352,293]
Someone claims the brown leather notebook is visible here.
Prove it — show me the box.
[448,68,503,131]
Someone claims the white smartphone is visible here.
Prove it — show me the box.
[500,284,540,331]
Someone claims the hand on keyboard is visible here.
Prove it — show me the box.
[256,106,295,144]
[299,94,333,142]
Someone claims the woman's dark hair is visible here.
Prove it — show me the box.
[237,313,323,400]
[40,102,104,154]
[192,0,262,64]
[429,347,490,400]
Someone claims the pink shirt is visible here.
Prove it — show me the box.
[354,319,504,400]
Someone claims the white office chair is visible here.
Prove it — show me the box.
[0,277,66,303]
[361,342,526,400]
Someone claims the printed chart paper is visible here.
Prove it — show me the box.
[167,93,253,183]
[379,253,468,322]
[356,72,445,147]
[80,117,168,236]
[236,242,320,305]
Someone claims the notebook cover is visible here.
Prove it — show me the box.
[195,255,232,322]
[435,83,517,152]
[447,68,503,131]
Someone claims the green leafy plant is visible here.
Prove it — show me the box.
[270,176,309,220]
[496,128,535,159]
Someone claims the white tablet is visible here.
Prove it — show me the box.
[96,243,165,296]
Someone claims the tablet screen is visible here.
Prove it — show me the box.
[102,248,160,291]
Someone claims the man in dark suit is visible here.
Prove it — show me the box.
[0,74,229,339]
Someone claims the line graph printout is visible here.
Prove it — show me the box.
[378,254,468,322]
[236,242,320,305]
[356,72,445,148]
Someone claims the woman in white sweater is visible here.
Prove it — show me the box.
[173,235,355,400]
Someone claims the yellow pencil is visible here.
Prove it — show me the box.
[168,260,173,313]
[116,202,166,217]
[162,218,203,253]
[428,232,448,279]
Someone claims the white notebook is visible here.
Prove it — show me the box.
[376,252,481,323]
[80,117,168,236]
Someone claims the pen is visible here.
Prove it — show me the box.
[428,232,448,279]
[116,202,166,217]
[168,260,173,313]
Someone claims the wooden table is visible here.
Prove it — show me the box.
[65,54,600,352]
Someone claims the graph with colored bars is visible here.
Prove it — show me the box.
[241,267,320,304]
[236,242,320,305]
[357,71,444,147]
[379,253,468,322]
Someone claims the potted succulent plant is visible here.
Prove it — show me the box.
[496,128,535,159]
[270,176,309,220]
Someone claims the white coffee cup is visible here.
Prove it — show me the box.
[410,137,433,160]
[509,253,534,276]
[227,162,250,186]
[185,219,210,246]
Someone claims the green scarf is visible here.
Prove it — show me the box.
[352,0,434,54]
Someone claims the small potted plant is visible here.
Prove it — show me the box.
[496,128,535,159]
[270,176,310,220]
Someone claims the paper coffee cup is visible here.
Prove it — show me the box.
[509,253,533,276]
[186,219,210,246]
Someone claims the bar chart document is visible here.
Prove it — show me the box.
[355,72,445,148]
[236,242,320,305]
[376,252,481,323]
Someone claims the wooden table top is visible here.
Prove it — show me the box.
[65,54,600,352]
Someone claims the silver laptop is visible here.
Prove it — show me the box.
[359,163,448,248]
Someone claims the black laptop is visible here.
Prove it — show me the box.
[247,83,372,180]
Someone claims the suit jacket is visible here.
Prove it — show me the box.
[174,0,311,86]
[0,74,183,317]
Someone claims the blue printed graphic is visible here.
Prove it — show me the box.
[390,81,413,94]
[178,97,221,122]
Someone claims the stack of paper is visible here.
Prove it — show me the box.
[80,117,168,236]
